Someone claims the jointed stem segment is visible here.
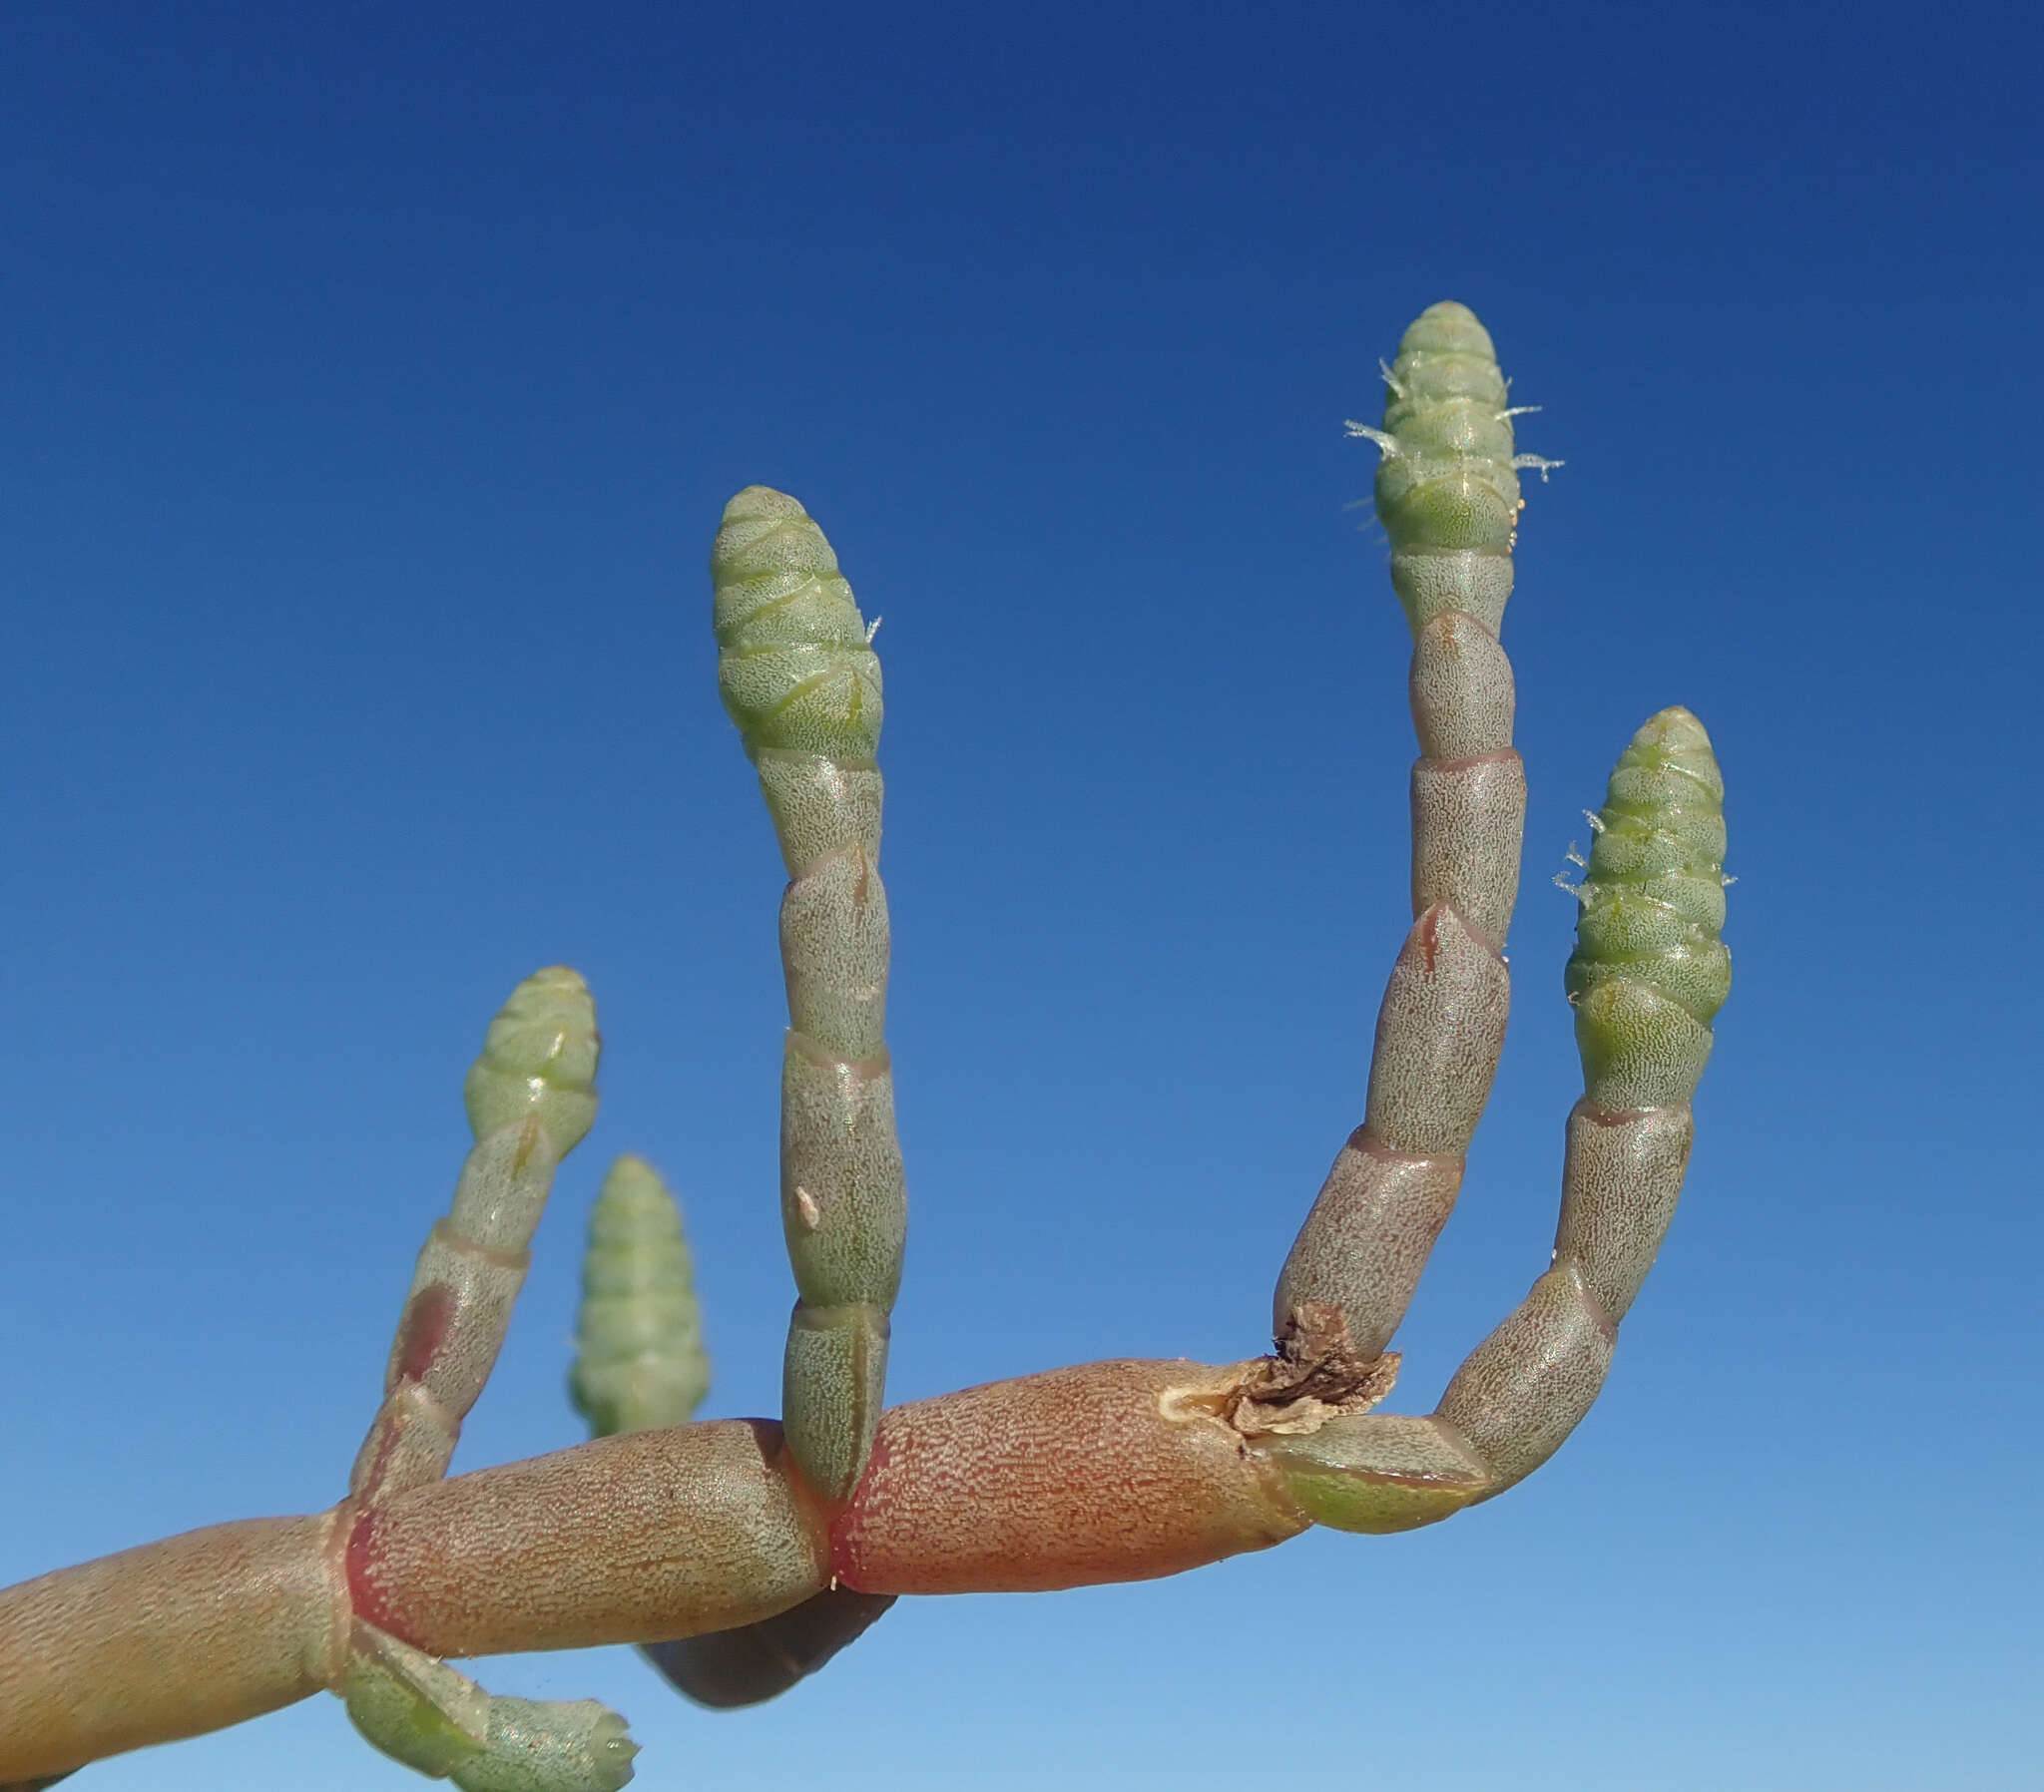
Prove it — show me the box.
[1284,310,1532,1355]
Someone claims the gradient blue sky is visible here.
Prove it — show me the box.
[4,5,2038,1788]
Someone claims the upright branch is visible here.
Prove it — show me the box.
[351,968,601,1503]
[711,487,906,1506]
[1267,302,1535,1415]
[342,970,639,1792]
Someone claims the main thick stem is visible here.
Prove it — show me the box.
[0,1358,1309,1782]
[0,1515,341,1782]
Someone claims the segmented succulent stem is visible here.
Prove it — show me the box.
[569,1155,711,1437]
[712,486,905,1502]
[351,968,601,1504]
[1276,302,1534,1376]
[1261,305,1727,1533]
[0,303,1741,1792]
[342,971,639,1789]
[1261,708,1730,1531]
[565,1152,894,1711]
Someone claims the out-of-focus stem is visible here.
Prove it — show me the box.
[569,1155,711,1438]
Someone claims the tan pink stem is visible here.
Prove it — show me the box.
[0,1515,340,1783]
[2,1360,1316,1779]
[830,1360,1308,1593]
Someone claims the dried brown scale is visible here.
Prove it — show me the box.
[1237,1302,1403,1435]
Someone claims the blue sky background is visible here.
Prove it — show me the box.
[3,5,2038,1787]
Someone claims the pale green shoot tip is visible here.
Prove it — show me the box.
[463,967,602,1153]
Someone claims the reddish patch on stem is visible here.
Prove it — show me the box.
[826,1361,1307,1595]
[343,1508,405,1640]
[393,1284,456,1385]
[1417,905,1441,974]
[825,1426,894,1587]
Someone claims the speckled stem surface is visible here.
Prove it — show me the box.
[566,1154,898,1712]
[341,1360,1314,1657]
[713,485,905,1503]
[1277,302,1534,1368]
[0,1358,1309,1779]
[0,1517,339,1784]
[1258,708,1729,1530]
[340,970,633,1789]
[350,969,600,1506]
